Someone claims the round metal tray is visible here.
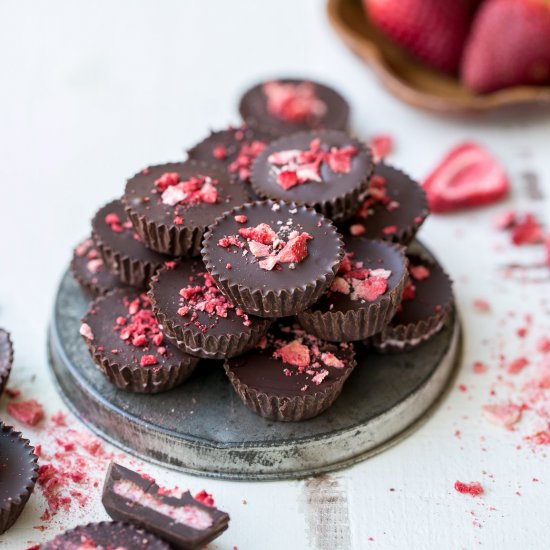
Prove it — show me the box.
[47,246,461,481]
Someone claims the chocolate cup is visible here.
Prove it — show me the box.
[42,521,170,550]
[224,323,356,421]
[201,200,344,318]
[239,78,350,136]
[70,237,126,298]
[149,261,271,360]
[0,423,39,535]
[370,254,454,353]
[343,163,429,245]
[92,199,173,288]
[250,130,373,222]
[123,160,250,257]
[0,329,13,397]
[297,239,408,341]
[81,289,200,394]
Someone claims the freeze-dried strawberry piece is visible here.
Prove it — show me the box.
[454,481,484,497]
[154,172,180,192]
[325,145,358,174]
[338,254,353,274]
[349,224,366,236]
[212,145,227,160]
[507,357,529,375]
[248,241,271,258]
[351,276,388,302]
[511,213,544,245]
[80,323,94,340]
[7,399,45,426]
[217,236,244,249]
[277,170,299,190]
[423,143,509,213]
[493,209,517,230]
[402,281,416,301]
[268,149,301,166]
[198,181,219,204]
[258,255,280,271]
[321,352,344,369]
[330,276,350,294]
[229,140,267,182]
[369,134,394,163]
[273,340,310,368]
[234,215,248,224]
[482,403,522,428]
[344,269,371,280]
[194,490,215,507]
[262,81,326,123]
[238,223,277,245]
[311,369,329,385]
[140,355,158,367]
[409,265,430,281]
[276,232,312,264]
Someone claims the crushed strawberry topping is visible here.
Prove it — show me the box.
[482,403,522,428]
[356,174,400,222]
[158,174,219,208]
[409,264,430,281]
[262,80,326,123]
[267,138,358,190]
[219,220,313,271]
[510,213,544,245]
[177,271,252,329]
[7,399,45,426]
[369,134,394,163]
[329,252,391,302]
[228,140,267,182]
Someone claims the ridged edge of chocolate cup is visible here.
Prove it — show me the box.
[42,521,171,550]
[81,291,200,393]
[354,164,430,246]
[201,200,345,318]
[370,260,455,353]
[0,423,38,535]
[122,160,234,257]
[249,130,373,223]
[92,230,164,289]
[0,329,14,397]
[148,268,271,359]
[297,242,409,341]
[223,348,356,421]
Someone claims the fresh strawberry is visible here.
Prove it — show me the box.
[423,142,509,213]
[462,0,550,93]
[364,0,478,74]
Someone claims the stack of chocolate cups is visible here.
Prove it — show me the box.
[75,77,453,421]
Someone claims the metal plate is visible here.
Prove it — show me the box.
[47,246,462,481]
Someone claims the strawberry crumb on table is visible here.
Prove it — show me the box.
[2,2,550,549]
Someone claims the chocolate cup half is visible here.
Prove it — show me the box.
[201,200,344,318]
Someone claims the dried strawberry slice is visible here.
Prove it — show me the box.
[423,142,509,213]
[276,233,312,264]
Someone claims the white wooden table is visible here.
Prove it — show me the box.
[1,1,549,548]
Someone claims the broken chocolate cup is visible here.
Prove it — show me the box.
[0,329,13,397]
[250,130,373,222]
[70,237,126,298]
[123,160,250,257]
[0,423,39,535]
[102,463,230,550]
[370,253,454,353]
[92,199,174,288]
[224,321,356,421]
[42,520,170,550]
[149,260,271,360]
[201,200,344,318]
[342,163,429,245]
[298,238,409,342]
[81,289,199,393]
[239,78,350,136]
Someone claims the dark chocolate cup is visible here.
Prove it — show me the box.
[149,265,271,360]
[0,423,38,535]
[201,200,344,318]
[224,347,356,422]
[0,329,13,397]
[123,161,250,257]
[81,290,200,394]
[250,130,373,223]
[42,521,171,550]
[297,241,409,342]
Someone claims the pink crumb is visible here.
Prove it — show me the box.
[454,481,484,497]
[7,399,45,426]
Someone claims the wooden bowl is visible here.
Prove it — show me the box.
[327,0,550,115]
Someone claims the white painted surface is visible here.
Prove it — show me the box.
[0,1,549,549]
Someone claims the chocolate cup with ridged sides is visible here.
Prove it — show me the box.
[0,423,39,535]
[81,289,199,393]
[92,199,173,288]
[0,329,13,397]
[70,237,127,298]
[249,129,373,222]
[342,163,429,245]
[42,521,170,550]
[370,254,454,353]
[123,160,250,257]
[149,260,271,359]
[201,200,344,318]
[297,239,408,342]
[224,322,356,421]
